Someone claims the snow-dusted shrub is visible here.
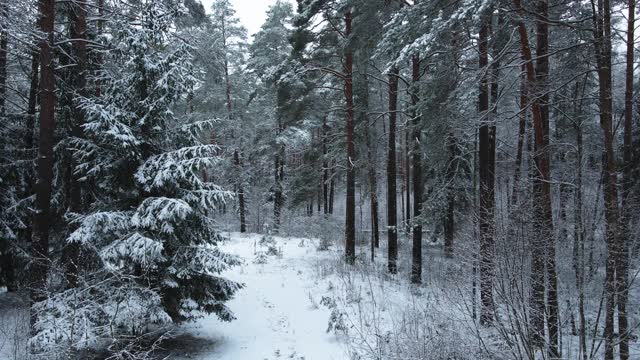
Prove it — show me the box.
[30,2,242,356]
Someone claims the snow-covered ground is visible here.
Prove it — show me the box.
[173,233,348,360]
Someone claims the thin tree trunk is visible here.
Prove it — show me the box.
[405,127,411,233]
[329,164,335,214]
[573,80,588,360]
[221,15,247,233]
[617,2,634,359]
[344,10,356,264]
[387,66,399,274]
[511,64,527,206]
[512,2,555,350]
[444,132,455,258]
[535,1,559,356]
[323,117,329,215]
[362,75,380,254]
[478,16,494,325]
[591,0,620,357]
[411,55,423,284]
[31,0,56,334]
[65,0,89,289]
[0,0,7,116]
[95,0,104,97]
[0,0,14,291]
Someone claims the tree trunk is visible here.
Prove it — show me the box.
[361,74,380,255]
[572,77,588,360]
[0,0,7,116]
[65,0,89,289]
[618,2,634,359]
[535,1,559,356]
[221,15,247,233]
[405,127,411,233]
[511,64,527,206]
[323,117,329,215]
[513,0,556,351]
[344,10,356,264]
[444,132,455,258]
[31,0,56,333]
[329,164,335,214]
[387,66,399,274]
[478,16,494,326]
[0,0,14,291]
[411,55,423,284]
[592,0,620,357]
[95,0,104,97]
[235,150,247,232]
[274,145,284,232]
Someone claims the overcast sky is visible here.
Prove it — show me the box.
[200,0,295,40]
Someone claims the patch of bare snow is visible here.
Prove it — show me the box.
[175,232,347,360]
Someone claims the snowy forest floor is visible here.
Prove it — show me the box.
[2,231,637,359]
[168,233,347,360]
[166,232,485,360]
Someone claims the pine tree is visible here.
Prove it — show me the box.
[30,2,242,353]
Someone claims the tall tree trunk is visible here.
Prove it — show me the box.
[329,164,335,214]
[511,64,527,206]
[0,0,7,117]
[0,0,14,291]
[618,2,634,359]
[411,55,423,284]
[31,0,56,333]
[344,10,356,264]
[221,15,247,233]
[478,16,494,325]
[572,77,588,360]
[405,127,411,233]
[26,54,39,155]
[513,0,556,351]
[95,0,104,97]
[535,1,559,356]
[65,0,89,289]
[323,117,329,215]
[274,143,284,232]
[592,0,620,357]
[387,66,399,274]
[444,132,455,258]
[361,74,380,254]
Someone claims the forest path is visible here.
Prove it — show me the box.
[174,233,346,360]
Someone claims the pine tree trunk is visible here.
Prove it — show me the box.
[535,1,559,355]
[387,66,399,274]
[361,75,380,254]
[478,16,494,326]
[25,53,39,157]
[329,164,335,214]
[410,55,422,284]
[0,0,7,116]
[572,77,588,360]
[513,0,556,350]
[618,2,634,359]
[235,150,247,233]
[405,127,411,234]
[344,10,356,264]
[593,0,620,357]
[31,0,56,333]
[444,132,455,258]
[221,15,247,233]
[95,0,104,97]
[511,65,527,206]
[323,117,329,215]
[0,0,14,291]
[65,0,88,289]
